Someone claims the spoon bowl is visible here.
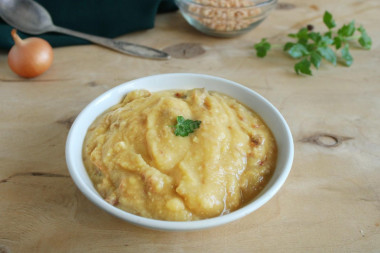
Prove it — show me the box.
[0,0,53,34]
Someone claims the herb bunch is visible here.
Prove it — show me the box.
[253,11,372,75]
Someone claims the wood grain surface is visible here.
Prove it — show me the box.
[0,0,379,252]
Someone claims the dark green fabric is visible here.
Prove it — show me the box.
[0,0,177,49]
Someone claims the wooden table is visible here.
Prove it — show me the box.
[1,0,379,252]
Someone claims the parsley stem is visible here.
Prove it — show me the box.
[343,35,360,41]
[270,44,282,49]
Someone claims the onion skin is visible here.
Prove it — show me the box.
[8,29,54,78]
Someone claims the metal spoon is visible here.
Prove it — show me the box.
[0,0,170,59]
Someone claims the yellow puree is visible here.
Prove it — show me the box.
[83,89,277,221]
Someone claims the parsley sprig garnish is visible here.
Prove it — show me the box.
[253,11,372,75]
[171,116,201,137]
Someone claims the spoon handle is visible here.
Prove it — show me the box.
[53,26,170,60]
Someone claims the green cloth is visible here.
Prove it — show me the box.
[0,0,177,49]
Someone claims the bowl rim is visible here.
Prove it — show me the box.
[176,0,278,8]
[65,73,294,231]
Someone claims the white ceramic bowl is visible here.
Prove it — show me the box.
[66,73,293,231]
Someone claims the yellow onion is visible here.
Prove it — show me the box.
[8,29,53,78]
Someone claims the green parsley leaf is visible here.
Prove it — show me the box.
[306,44,315,52]
[253,38,271,58]
[308,32,321,43]
[298,28,309,44]
[338,20,356,37]
[319,35,334,46]
[357,25,372,49]
[287,44,309,58]
[341,44,353,66]
[283,42,295,51]
[310,51,322,69]
[288,28,309,44]
[317,46,337,65]
[324,31,333,39]
[294,59,312,75]
[172,116,201,137]
[323,11,336,29]
[333,36,342,49]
